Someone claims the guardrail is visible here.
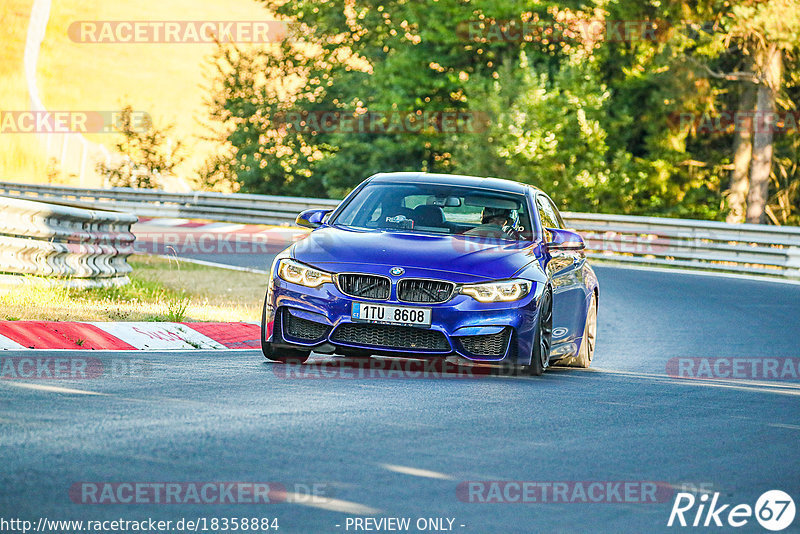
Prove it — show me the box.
[1,180,799,280]
[0,195,138,288]
[0,181,340,226]
[564,212,800,279]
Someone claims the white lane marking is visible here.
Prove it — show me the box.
[155,255,268,274]
[1,382,211,406]
[284,493,381,515]
[591,262,800,286]
[197,223,246,233]
[137,218,191,227]
[380,463,455,480]
[0,334,26,350]
[662,379,800,397]
[259,227,308,235]
[589,367,800,390]
[2,382,108,395]
[768,423,800,431]
[584,368,800,396]
[91,323,227,350]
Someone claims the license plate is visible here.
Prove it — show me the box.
[351,302,431,327]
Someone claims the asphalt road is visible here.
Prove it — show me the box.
[2,227,800,532]
[130,222,296,272]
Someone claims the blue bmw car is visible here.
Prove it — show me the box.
[261,172,598,375]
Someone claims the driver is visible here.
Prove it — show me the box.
[464,207,514,238]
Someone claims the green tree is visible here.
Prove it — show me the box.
[201,0,573,197]
[453,51,613,212]
[202,0,799,223]
[98,106,184,189]
[664,0,800,223]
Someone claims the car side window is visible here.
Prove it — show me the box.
[545,196,566,228]
[536,195,561,231]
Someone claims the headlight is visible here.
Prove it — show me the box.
[277,258,332,288]
[460,279,532,303]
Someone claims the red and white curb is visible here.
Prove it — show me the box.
[0,321,261,351]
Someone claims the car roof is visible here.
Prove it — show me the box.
[367,172,542,195]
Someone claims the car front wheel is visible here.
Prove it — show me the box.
[526,286,553,376]
[260,295,310,364]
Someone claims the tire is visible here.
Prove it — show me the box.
[573,291,598,368]
[527,286,553,376]
[260,295,310,364]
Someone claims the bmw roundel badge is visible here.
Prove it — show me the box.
[390,267,405,276]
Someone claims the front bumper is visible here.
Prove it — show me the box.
[264,276,542,365]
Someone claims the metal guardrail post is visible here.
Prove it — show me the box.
[786,248,800,279]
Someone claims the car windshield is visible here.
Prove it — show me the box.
[332,182,534,241]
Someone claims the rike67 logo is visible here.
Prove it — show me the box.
[668,490,795,531]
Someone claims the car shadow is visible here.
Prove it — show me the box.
[259,354,589,382]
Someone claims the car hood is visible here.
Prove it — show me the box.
[291,226,538,282]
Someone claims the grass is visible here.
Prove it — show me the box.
[0,255,266,322]
[1,0,271,186]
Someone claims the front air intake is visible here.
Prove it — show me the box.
[336,273,391,300]
[397,278,455,303]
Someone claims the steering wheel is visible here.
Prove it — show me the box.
[502,224,521,239]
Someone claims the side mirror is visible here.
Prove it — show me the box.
[296,209,332,229]
[545,228,585,252]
